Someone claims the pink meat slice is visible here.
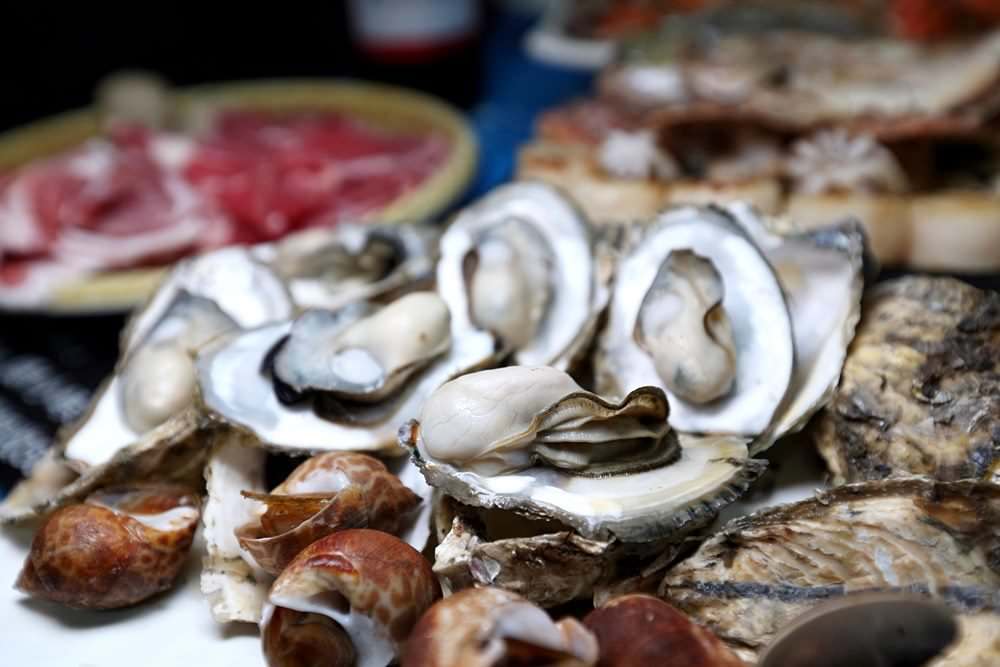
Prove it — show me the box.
[184,111,449,240]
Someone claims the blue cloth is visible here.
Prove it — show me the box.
[467,11,593,200]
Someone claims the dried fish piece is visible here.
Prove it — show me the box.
[813,276,1000,484]
[658,479,1000,662]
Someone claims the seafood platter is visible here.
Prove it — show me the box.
[2,176,998,665]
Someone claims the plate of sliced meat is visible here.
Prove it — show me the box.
[0,77,476,313]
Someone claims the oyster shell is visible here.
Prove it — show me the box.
[272,292,451,403]
[597,205,793,436]
[405,366,764,544]
[929,613,1000,667]
[200,429,270,624]
[198,291,495,454]
[0,247,292,523]
[431,496,674,608]
[724,203,867,446]
[657,478,1000,663]
[813,276,1000,484]
[1,409,210,524]
[257,223,437,311]
[598,203,866,448]
[437,182,609,370]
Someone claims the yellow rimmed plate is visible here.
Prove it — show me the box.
[0,79,477,314]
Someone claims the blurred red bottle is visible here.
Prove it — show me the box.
[347,0,483,108]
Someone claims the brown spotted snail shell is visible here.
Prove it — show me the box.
[583,594,745,667]
[402,587,599,667]
[262,528,440,667]
[236,451,421,576]
[16,483,201,609]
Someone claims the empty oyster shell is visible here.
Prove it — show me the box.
[437,182,609,370]
[262,529,440,667]
[1,408,209,524]
[597,206,793,436]
[657,478,1000,663]
[402,587,599,667]
[16,483,200,609]
[258,223,437,311]
[198,290,495,454]
[723,202,867,447]
[813,276,1000,484]
[584,594,744,667]
[404,366,765,544]
[235,451,422,575]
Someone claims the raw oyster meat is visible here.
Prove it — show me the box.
[1,247,292,522]
[404,365,764,607]
[814,276,1000,484]
[406,366,762,543]
[437,181,610,370]
[597,203,865,449]
[658,478,1000,662]
[198,290,494,454]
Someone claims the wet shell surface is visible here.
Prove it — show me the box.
[437,181,609,369]
[16,483,201,609]
[405,366,765,544]
[256,223,438,311]
[597,205,793,437]
[263,529,441,667]
[597,202,865,449]
[402,587,599,667]
[657,478,1000,662]
[813,276,1000,484]
[197,292,495,455]
[36,245,293,499]
[235,451,422,575]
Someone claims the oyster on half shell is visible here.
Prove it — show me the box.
[1,247,293,523]
[437,182,610,370]
[597,203,866,449]
[197,290,495,455]
[402,366,765,606]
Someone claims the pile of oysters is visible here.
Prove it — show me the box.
[3,182,999,667]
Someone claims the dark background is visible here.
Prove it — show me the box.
[0,5,490,133]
